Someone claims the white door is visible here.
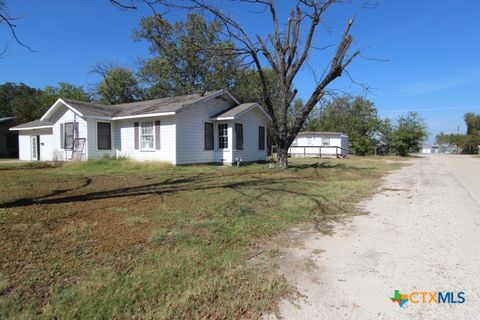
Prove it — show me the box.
[31,136,38,161]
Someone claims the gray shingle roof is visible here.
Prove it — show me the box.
[63,90,228,118]
[10,120,53,130]
[210,103,259,119]
[297,131,347,136]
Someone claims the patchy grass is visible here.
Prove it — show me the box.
[124,215,146,226]
[0,156,404,319]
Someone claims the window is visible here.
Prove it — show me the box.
[64,122,74,149]
[204,122,214,150]
[235,123,243,150]
[141,121,154,150]
[322,137,330,146]
[97,122,112,150]
[258,126,265,150]
[218,123,228,149]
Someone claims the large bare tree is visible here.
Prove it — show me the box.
[0,0,32,55]
[111,0,360,168]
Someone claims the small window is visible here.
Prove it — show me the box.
[141,121,154,150]
[64,122,74,149]
[204,122,214,150]
[218,123,228,149]
[258,126,265,150]
[235,123,243,150]
[322,137,330,146]
[97,122,112,150]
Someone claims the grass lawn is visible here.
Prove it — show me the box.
[0,157,404,319]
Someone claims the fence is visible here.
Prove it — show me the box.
[288,145,350,158]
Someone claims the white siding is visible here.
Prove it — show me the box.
[39,133,53,161]
[175,97,234,164]
[87,119,116,159]
[114,116,176,163]
[232,107,269,162]
[18,133,31,161]
[290,134,349,157]
[51,107,88,161]
[18,128,53,161]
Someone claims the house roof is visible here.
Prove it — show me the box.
[57,90,237,119]
[210,102,271,121]
[10,120,53,130]
[297,131,347,137]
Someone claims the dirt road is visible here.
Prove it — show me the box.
[268,155,480,319]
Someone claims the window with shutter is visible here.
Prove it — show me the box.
[64,122,74,149]
[140,121,154,150]
[218,124,228,149]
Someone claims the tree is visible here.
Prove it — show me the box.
[464,113,480,136]
[0,82,92,124]
[92,63,143,104]
[307,96,381,155]
[111,0,360,168]
[436,113,480,154]
[0,82,45,123]
[0,1,33,55]
[43,82,91,103]
[134,13,240,98]
[387,112,427,157]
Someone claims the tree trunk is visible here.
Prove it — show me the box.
[276,146,288,169]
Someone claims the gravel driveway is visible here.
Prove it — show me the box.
[267,154,480,319]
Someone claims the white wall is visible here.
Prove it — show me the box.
[175,97,234,164]
[290,134,349,156]
[114,116,176,163]
[18,133,31,161]
[232,107,269,162]
[51,107,88,161]
[18,128,53,161]
[87,119,116,159]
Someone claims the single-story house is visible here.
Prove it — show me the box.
[289,131,349,157]
[10,90,271,165]
[0,116,18,157]
[421,143,440,154]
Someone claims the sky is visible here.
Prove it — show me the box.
[1,0,479,142]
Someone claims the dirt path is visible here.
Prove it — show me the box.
[267,155,480,319]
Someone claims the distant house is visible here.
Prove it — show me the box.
[289,131,349,158]
[0,117,18,157]
[10,90,271,165]
[421,143,440,154]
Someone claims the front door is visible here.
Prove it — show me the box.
[31,136,39,161]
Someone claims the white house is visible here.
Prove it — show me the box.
[289,131,349,157]
[10,90,271,165]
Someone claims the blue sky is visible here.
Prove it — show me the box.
[1,0,479,142]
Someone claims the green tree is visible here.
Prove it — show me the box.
[114,1,360,168]
[307,96,381,155]
[134,13,239,97]
[43,82,91,103]
[92,63,143,104]
[388,112,428,156]
[0,82,45,123]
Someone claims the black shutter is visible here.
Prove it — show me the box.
[60,123,64,149]
[204,123,214,150]
[134,122,139,150]
[155,120,161,150]
[235,123,243,150]
[259,126,265,150]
